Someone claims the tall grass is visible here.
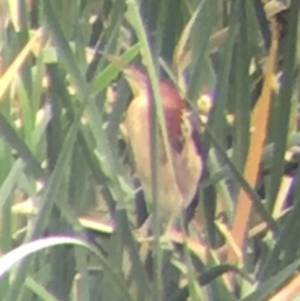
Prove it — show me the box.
[0,0,299,300]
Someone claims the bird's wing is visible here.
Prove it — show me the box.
[178,108,205,156]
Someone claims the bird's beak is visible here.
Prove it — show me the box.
[105,53,128,71]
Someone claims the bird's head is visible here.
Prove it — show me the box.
[104,54,150,98]
[124,67,186,110]
[123,67,150,98]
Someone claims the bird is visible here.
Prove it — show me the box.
[123,66,204,236]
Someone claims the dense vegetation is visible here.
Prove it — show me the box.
[0,0,299,300]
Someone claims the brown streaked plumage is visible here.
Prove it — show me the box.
[124,67,203,230]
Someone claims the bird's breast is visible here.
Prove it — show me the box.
[125,94,203,219]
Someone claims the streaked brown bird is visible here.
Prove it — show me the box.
[124,67,204,233]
